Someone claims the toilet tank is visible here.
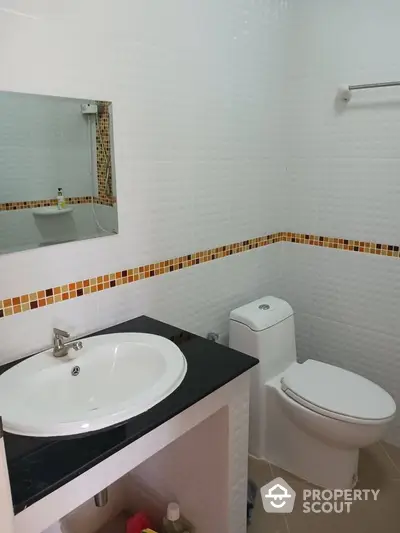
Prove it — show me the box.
[229,296,297,381]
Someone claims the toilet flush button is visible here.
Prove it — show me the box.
[259,304,270,311]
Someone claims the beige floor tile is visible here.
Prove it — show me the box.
[248,457,288,533]
[380,442,400,478]
[248,456,274,487]
[248,445,400,533]
[269,462,311,485]
[248,502,288,533]
[248,457,289,533]
[285,477,400,533]
[357,443,400,488]
[265,443,400,489]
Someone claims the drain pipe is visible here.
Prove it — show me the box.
[94,488,108,507]
[207,332,220,343]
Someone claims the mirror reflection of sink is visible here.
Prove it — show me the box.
[0,333,187,437]
[32,206,74,216]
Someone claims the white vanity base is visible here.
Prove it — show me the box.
[13,372,250,533]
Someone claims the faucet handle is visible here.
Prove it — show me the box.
[53,328,70,339]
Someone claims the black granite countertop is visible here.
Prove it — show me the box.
[3,315,258,514]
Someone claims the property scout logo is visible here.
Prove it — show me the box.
[260,478,380,514]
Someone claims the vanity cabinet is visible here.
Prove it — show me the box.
[0,422,14,533]
[0,317,256,533]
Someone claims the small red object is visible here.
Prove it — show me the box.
[126,512,152,533]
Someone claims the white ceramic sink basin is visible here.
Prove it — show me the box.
[0,333,187,437]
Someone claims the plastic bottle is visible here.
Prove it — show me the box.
[57,187,66,209]
[162,503,192,533]
[125,511,151,533]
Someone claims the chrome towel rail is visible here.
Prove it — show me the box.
[338,81,400,102]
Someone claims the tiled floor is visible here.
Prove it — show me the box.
[248,442,400,533]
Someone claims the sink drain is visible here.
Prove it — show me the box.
[71,366,80,377]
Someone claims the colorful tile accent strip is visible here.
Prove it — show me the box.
[282,233,400,257]
[96,101,114,206]
[1,231,399,320]
[0,232,283,319]
[0,196,116,211]
[0,197,94,211]
[93,196,116,207]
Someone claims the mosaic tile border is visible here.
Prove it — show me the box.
[0,197,93,211]
[93,196,116,207]
[1,231,399,320]
[0,232,283,319]
[283,233,400,257]
[96,101,114,205]
[0,196,116,212]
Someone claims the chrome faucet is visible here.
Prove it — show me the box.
[53,328,83,358]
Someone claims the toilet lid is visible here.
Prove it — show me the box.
[281,360,396,421]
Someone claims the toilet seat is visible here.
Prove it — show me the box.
[281,360,396,424]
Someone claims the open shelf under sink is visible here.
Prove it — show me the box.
[93,512,130,533]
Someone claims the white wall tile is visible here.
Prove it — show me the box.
[281,243,400,338]
[285,0,400,242]
[0,237,282,365]
[0,0,286,359]
[293,312,400,446]
[278,0,400,446]
[1,0,400,449]
[280,242,400,445]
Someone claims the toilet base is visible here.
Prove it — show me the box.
[267,438,359,489]
[253,385,359,489]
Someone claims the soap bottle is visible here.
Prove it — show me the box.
[162,503,192,533]
[57,187,66,209]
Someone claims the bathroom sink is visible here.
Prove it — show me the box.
[0,333,187,437]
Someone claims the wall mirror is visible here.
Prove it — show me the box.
[0,91,118,254]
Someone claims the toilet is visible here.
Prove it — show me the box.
[229,296,396,489]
